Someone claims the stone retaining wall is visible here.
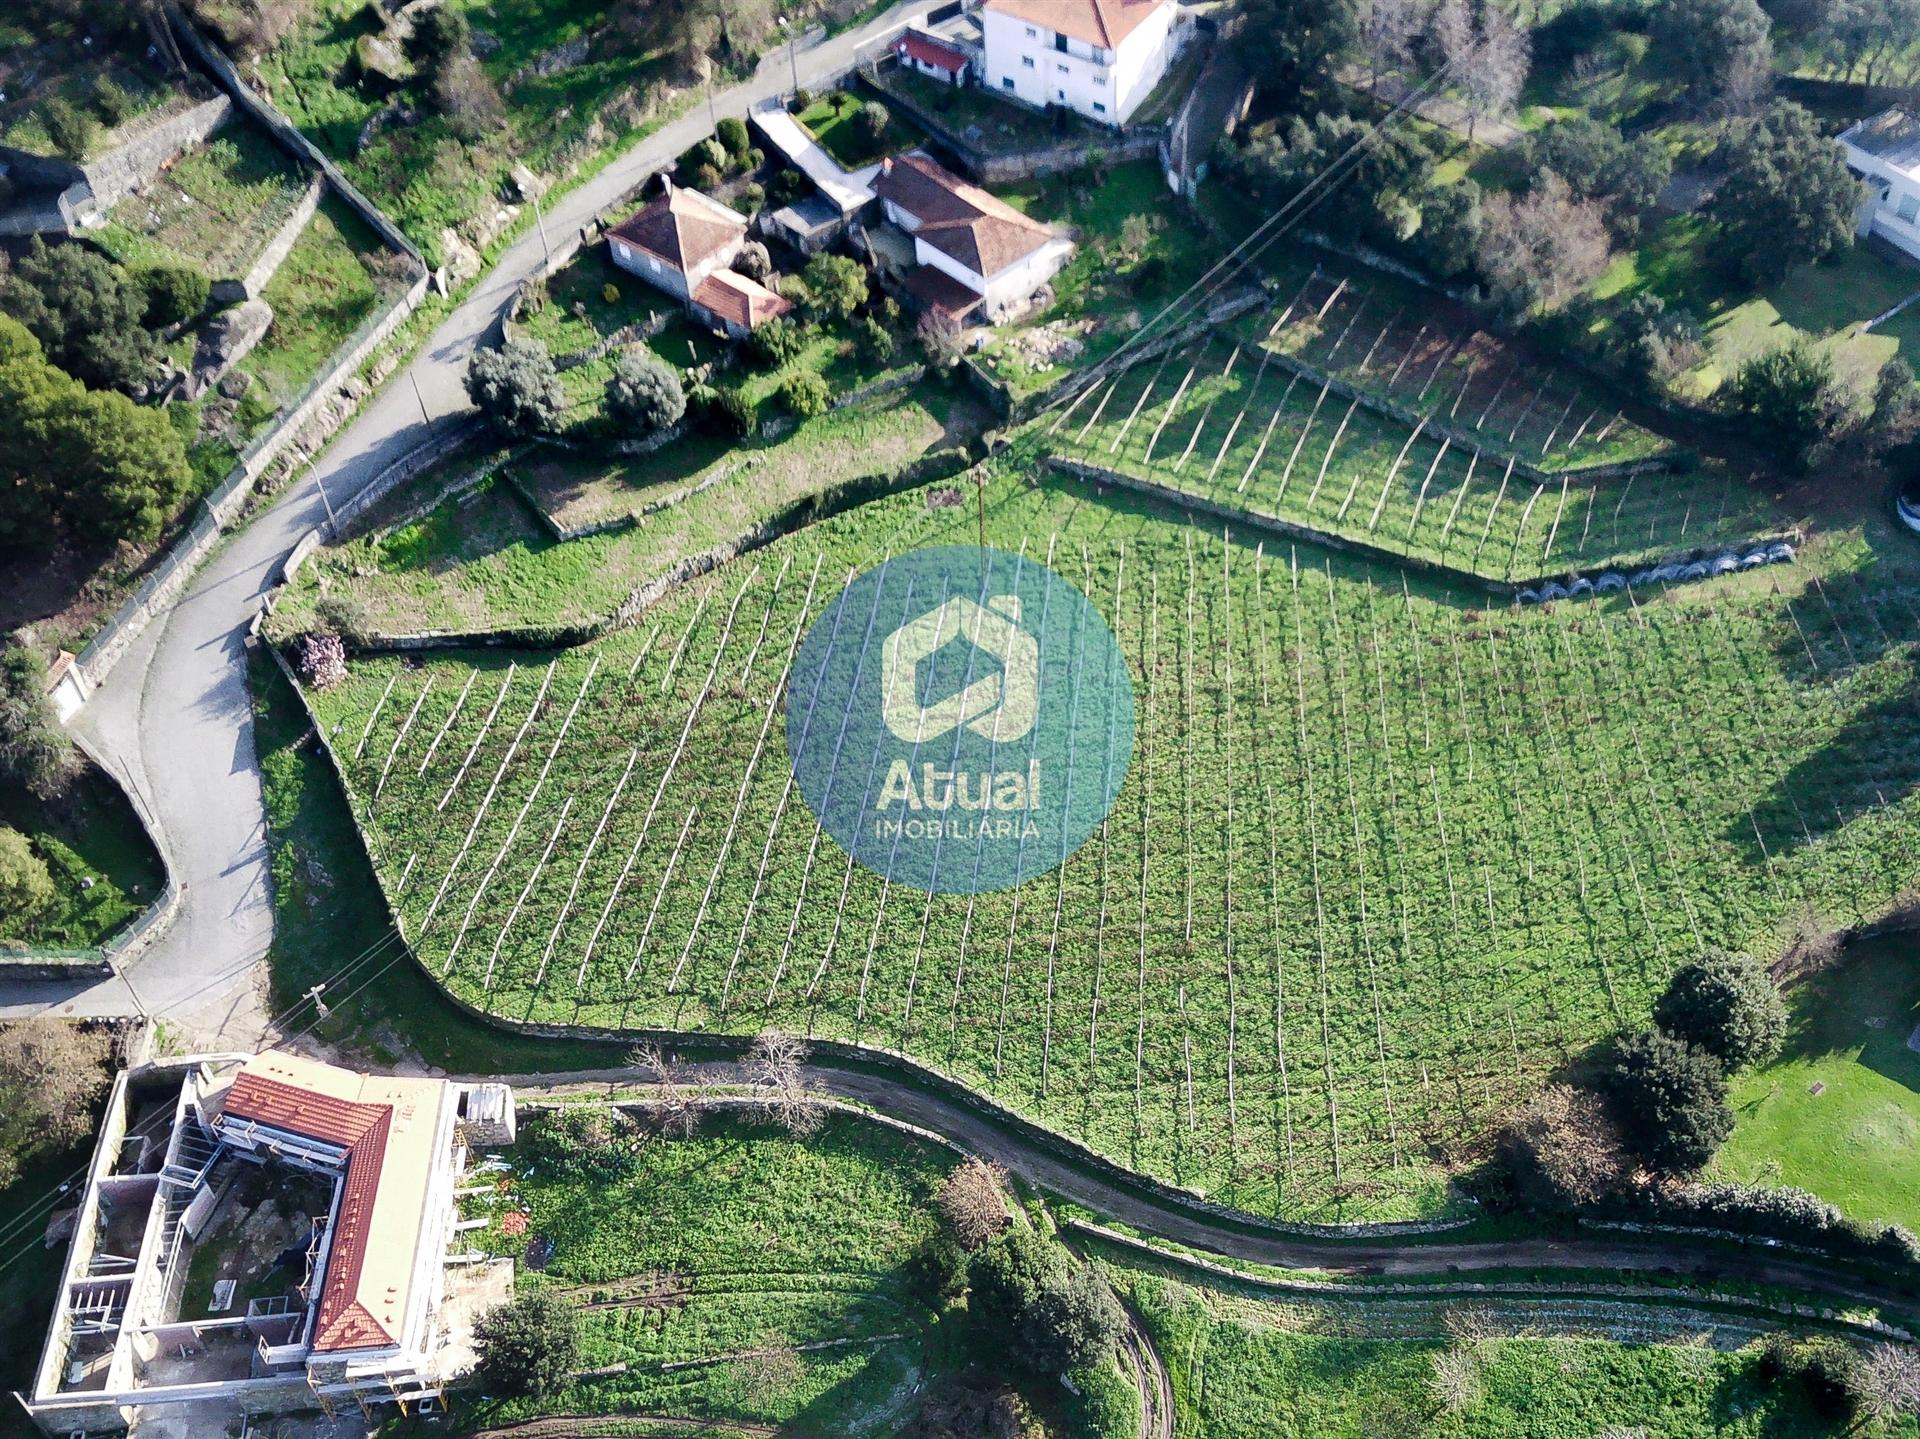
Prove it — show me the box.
[230,173,325,301]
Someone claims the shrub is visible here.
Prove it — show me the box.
[691,384,754,438]
[746,315,805,368]
[602,281,620,305]
[0,1022,113,1189]
[465,339,566,436]
[406,6,472,70]
[1495,1083,1631,1211]
[1023,1262,1124,1373]
[1653,950,1786,1071]
[936,1158,1010,1249]
[604,348,686,436]
[135,265,211,329]
[778,368,830,419]
[855,99,891,149]
[965,1231,1122,1373]
[1607,1028,1732,1175]
[909,1234,970,1302]
[474,1291,580,1398]
[290,631,348,690]
[737,181,766,213]
[1759,1334,1865,1419]
[716,115,750,159]
[0,827,54,932]
[39,97,94,160]
[690,161,724,192]
[0,648,75,800]
[521,1106,643,1182]
[855,316,896,365]
[801,252,869,324]
[90,76,137,126]
[791,86,813,111]
[770,168,809,205]
[1724,339,1851,470]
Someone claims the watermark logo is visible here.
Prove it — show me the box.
[787,545,1135,894]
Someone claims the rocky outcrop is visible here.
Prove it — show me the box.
[188,299,274,399]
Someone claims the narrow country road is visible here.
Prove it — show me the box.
[0,4,930,1038]
[502,1064,1920,1320]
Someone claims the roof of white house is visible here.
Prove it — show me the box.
[874,152,1063,279]
[215,1052,455,1355]
[749,104,878,216]
[1840,107,1920,181]
[605,186,747,274]
[983,0,1171,50]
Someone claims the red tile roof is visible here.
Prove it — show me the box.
[875,153,1062,279]
[220,1055,452,1355]
[901,264,984,318]
[984,0,1170,49]
[691,269,794,330]
[898,30,970,73]
[605,186,746,276]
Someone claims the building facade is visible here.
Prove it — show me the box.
[1839,107,1920,262]
[980,0,1180,126]
[873,152,1075,320]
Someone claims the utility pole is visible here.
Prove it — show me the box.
[533,190,551,262]
[315,470,338,532]
[790,34,801,94]
[409,368,431,427]
[976,471,987,552]
[303,984,330,1019]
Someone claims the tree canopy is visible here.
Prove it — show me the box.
[1520,114,1672,236]
[1650,0,1774,110]
[1724,339,1852,469]
[466,339,567,436]
[473,1290,581,1397]
[1240,0,1358,110]
[0,828,54,934]
[1608,1028,1733,1175]
[1653,951,1788,1071]
[604,349,686,436]
[1711,102,1860,285]
[965,1230,1124,1374]
[0,647,75,800]
[4,239,161,394]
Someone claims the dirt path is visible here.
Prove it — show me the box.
[465,1415,782,1438]
[491,1064,1920,1318]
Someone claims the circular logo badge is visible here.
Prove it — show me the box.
[787,544,1135,894]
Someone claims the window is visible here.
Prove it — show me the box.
[1024,24,1037,35]
[1057,88,1066,100]
[1054,31,1068,51]
[1899,191,1920,224]
[1093,101,1106,112]
[614,241,629,262]
[1093,74,1106,85]
[1057,62,1069,73]
[647,255,661,273]
[1022,54,1035,67]
[1002,75,1015,89]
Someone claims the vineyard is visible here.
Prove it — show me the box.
[1048,306,1783,584]
[300,475,1920,1223]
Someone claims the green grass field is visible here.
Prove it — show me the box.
[793,88,920,168]
[1714,934,1920,1232]
[0,767,165,952]
[294,469,1920,1224]
[456,1106,957,1434]
[94,125,311,281]
[1124,1267,1904,1438]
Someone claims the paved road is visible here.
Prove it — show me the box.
[0,5,928,1038]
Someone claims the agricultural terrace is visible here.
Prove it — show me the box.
[463,1105,962,1433]
[1049,308,1783,586]
[300,474,1920,1223]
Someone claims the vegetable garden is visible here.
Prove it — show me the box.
[301,475,1920,1223]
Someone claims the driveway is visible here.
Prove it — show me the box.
[0,2,932,1038]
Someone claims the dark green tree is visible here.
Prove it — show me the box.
[1410,179,1485,281]
[801,252,870,324]
[966,1229,1067,1340]
[604,349,686,436]
[1608,1028,1733,1175]
[1654,950,1787,1071]
[465,339,566,436]
[405,6,472,70]
[1224,113,1433,246]
[473,1291,581,1398]
[0,649,75,800]
[1724,339,1851,469]
[1521,114,1672,237]
[745,315,806,368]
[0,827,55,932]
[855,100,891,151]
[38,96,95,161]
[1650,0,1773,109]
[1711,102,1860,285]
[5,239,161,393]
[778,368,830,419]
[716,115,750,159]
[1022,1263,1125,1373]
[133,265,212,329]
[1240,0,1357,110]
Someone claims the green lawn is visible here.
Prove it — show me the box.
[793,88,920,169]
[877,65,1099,152]
[1713,935,1920,1233]
[455,1107,960,1435]
[0,767,164,953]
[250,193,395,405]
[1126,1269,1898,1438]
[94,125,311,281]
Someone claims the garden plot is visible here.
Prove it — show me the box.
[1264,271,1673,470]
[95,127,311,281]
[302,477,1920,1224]
[1050,334,1782,583]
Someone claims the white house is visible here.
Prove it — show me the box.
[980,0,1181,126]
[606,182,793,337]
[21,1052,517,1435]
[872,151,1075,322]
[1838,107,1920,262]
[896,27,979,86]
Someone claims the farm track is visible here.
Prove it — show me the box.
[464,1415,783,1438]
[498,1066,1920,1320]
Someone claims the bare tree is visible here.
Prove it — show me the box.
[1433,0,1529,141]
[1478,174,1615,315]
[916,308,965,370]
[1857,1344,1920,1426]
[1360,0,1425,93]
[628,1041,709,1138]
[1428,1345,1482,1413]
[936,1159,1012,1249]
[746,1030,826,1138]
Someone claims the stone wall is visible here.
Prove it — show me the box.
[228,174,325,302]
[78,94,233,213]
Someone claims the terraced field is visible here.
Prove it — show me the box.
[298,474,1920,1223]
